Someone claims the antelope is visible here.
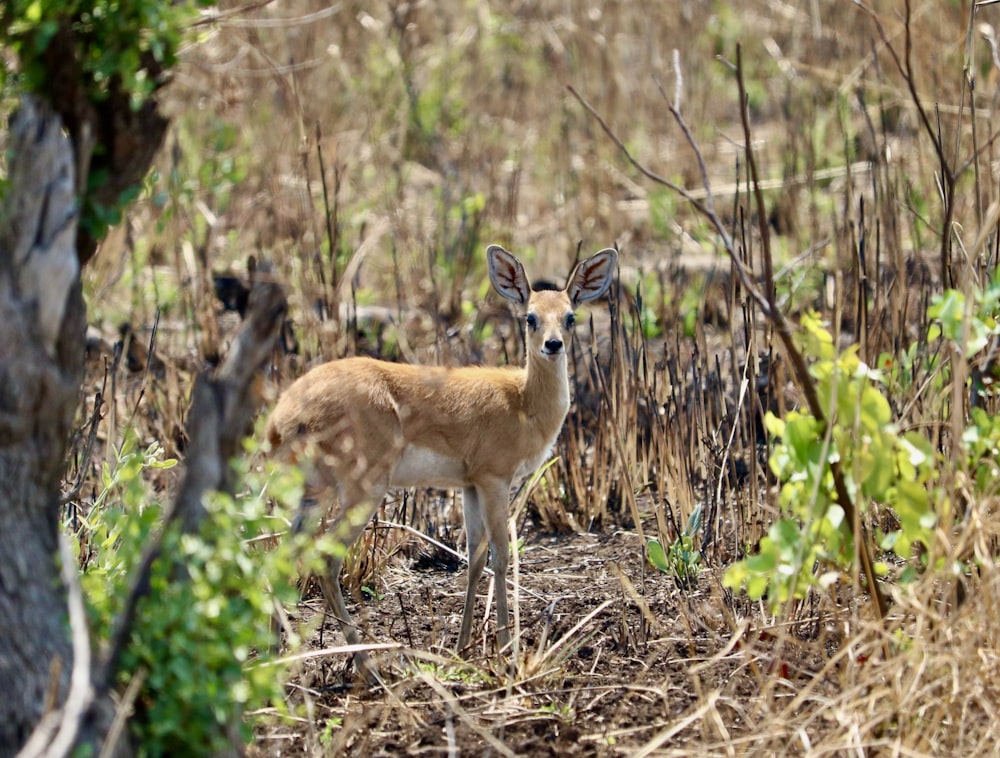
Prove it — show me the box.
[266,244,617,672]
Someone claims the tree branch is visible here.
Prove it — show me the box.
[96,274,287,694]
[571,45,890,623]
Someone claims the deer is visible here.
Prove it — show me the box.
[265,244,617,677]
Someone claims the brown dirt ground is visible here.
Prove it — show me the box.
[254,510,838,756]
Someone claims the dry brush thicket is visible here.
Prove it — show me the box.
[68,1,1000,754]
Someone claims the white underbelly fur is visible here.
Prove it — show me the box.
[391,445,468,488]
[389,423,561,490]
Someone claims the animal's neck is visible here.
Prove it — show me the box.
[522,350,571,425]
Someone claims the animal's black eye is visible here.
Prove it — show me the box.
[565,313,576,329]
[526,313,539,331]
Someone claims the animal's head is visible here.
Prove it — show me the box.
[487,245,617,361]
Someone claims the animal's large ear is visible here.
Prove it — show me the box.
[487,245,531,304]
[567,248,617,306]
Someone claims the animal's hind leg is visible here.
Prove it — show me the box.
[269,493,322,652]
[288,413,400,683]
[317,469,391,683]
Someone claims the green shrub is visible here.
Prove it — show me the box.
[724,280,1000,610]
[1,0,213,238]
[647,506,702,590]
[77,431,311,756]
[723,313,938,607]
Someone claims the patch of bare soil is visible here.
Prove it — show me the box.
[255,522,831,756]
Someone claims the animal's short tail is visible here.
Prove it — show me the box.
[266,420,283,451]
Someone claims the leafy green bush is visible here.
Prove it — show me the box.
[3,0,211,105]
[1,0,212,239]
[928,281,1000,499]
[724,278,1000,610]
[723,313,939,607]
[77,432,311,756]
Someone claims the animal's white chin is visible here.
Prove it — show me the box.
[540,349,563,360]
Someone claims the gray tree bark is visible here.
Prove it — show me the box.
[0,98,120,756]
[0,97,288,756]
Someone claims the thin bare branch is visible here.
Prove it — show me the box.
[571,43,891,624]
[856,0,957,287]
[15,536,96,758]
[566,85,771,320]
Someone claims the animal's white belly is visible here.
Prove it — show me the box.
[390,445,468,488]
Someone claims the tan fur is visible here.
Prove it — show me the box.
[266,245,617,673]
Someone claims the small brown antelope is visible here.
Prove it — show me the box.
[266,244,617,671]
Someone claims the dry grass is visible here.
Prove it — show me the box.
[66,0,1000,754]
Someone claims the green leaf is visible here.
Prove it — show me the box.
[929,289,965,341]
[746,573,770,600]
[764,411,785,438]
[646,540,669,573]
[859,384,891,431]
[880,531,900,551]
[722,562,747,590]
[799,311,836,360]
[746,548,777,574]
[891,478,936,557]
[25,0,42,23]
[825,504,845,530]
[770,518,802,550]
[686,505,703,536]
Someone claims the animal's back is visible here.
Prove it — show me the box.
[266,356,527,456]
[267,357,391,450]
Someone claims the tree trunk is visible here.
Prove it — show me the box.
[0,96,289,755]
[0,98,126,758]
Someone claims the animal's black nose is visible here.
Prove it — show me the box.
[544,338,563,353]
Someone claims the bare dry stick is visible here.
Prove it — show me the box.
[569,44,890,625]
[15,536,96,758]
[731,45,888,624]
[566,85,766,321]
[60,383,106,507]
[856,0,957,287]
[592,344,647,546]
